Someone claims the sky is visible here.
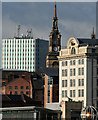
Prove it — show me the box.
[2,2,96,48]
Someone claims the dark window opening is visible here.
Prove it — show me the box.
[20,86,24,89]
[22,75,25,79]
[52,62,59,67]
[8,75,13,82]
[71,47,76,54]
[14,75,19,79]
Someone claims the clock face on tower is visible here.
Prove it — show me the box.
[53,47,57,51]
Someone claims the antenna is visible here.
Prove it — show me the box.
[27,28,33,38]
[17,25,21,38]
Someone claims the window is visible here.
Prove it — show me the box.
[26,86,29,89]
[78,60,81,65]
[82,59,84,64]
[73,90,75,97]
[82,89,84,97]
[70,69,72,76]
[78,79,81,86]
[62,80,64,87]
[78,90,81,97]
[62,70,64,77]
[82,79,84,86]
[15,91,17,95]
[65,90,67,97]
[62,91,64,98]
[73,68,76,76]
[73,60,75,65]
[65,80,67,87]
[65,69,67,76]
[70,79,72,87]
[78,79,84,86]
[73,79,75,86]
[26,91,29,94]
[65,61,68,66]
[10,91,12,95]
[82,68,84,75]
[78,89,84,97]
[62,80,67,87]
[20,86,24,89]
[15,86,18,89]
[62,62,64,66]
[70,60,72,65]
[22,75,25,79]
[20,91,23,94]
[71,47,76,54]
[70,90,72,97]
[9,86,12,89]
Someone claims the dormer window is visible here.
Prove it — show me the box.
[71,47,76,54]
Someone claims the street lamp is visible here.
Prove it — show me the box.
[81,106,97,120]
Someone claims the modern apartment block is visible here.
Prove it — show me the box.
[58,31,98,108]
[2,38,49,72]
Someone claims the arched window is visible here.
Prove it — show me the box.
[71,47,76,54]
[52,62,59,67]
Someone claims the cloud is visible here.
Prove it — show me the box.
[59,19,95,46]
[2,2,96,47]
[2,14,50,40]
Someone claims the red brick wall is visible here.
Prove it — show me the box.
[53,84,59,102]
[5,77,32,98]
[44,74,48,108]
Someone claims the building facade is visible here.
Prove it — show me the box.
[2,38,49,72]
[46,3,61,68]
[58,36,98,108]
[44,68,59,108]
[2,70,32,98]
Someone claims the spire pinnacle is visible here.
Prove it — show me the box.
[91,26,95,39]
[54,2,57,18]
[52,3,58,31]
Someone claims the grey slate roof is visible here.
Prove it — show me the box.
[44,68,59,76]
[77,38,98,46]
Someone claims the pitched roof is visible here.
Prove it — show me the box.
[2,94,32,102]
[77,38,98,46]
[44,68,59,76]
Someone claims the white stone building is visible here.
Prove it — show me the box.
[58,36,98,108]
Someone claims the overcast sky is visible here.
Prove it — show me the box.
[2,2,96,47]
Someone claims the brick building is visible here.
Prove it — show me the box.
[1,70,44,105]
[2,69,32,98]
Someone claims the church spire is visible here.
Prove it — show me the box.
[46,3,61,68]
[54,2,57,18]
[91,26,95,39]
[52,3,58,31]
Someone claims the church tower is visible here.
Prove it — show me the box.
[91,26,95,39]
[46,3,61,68]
